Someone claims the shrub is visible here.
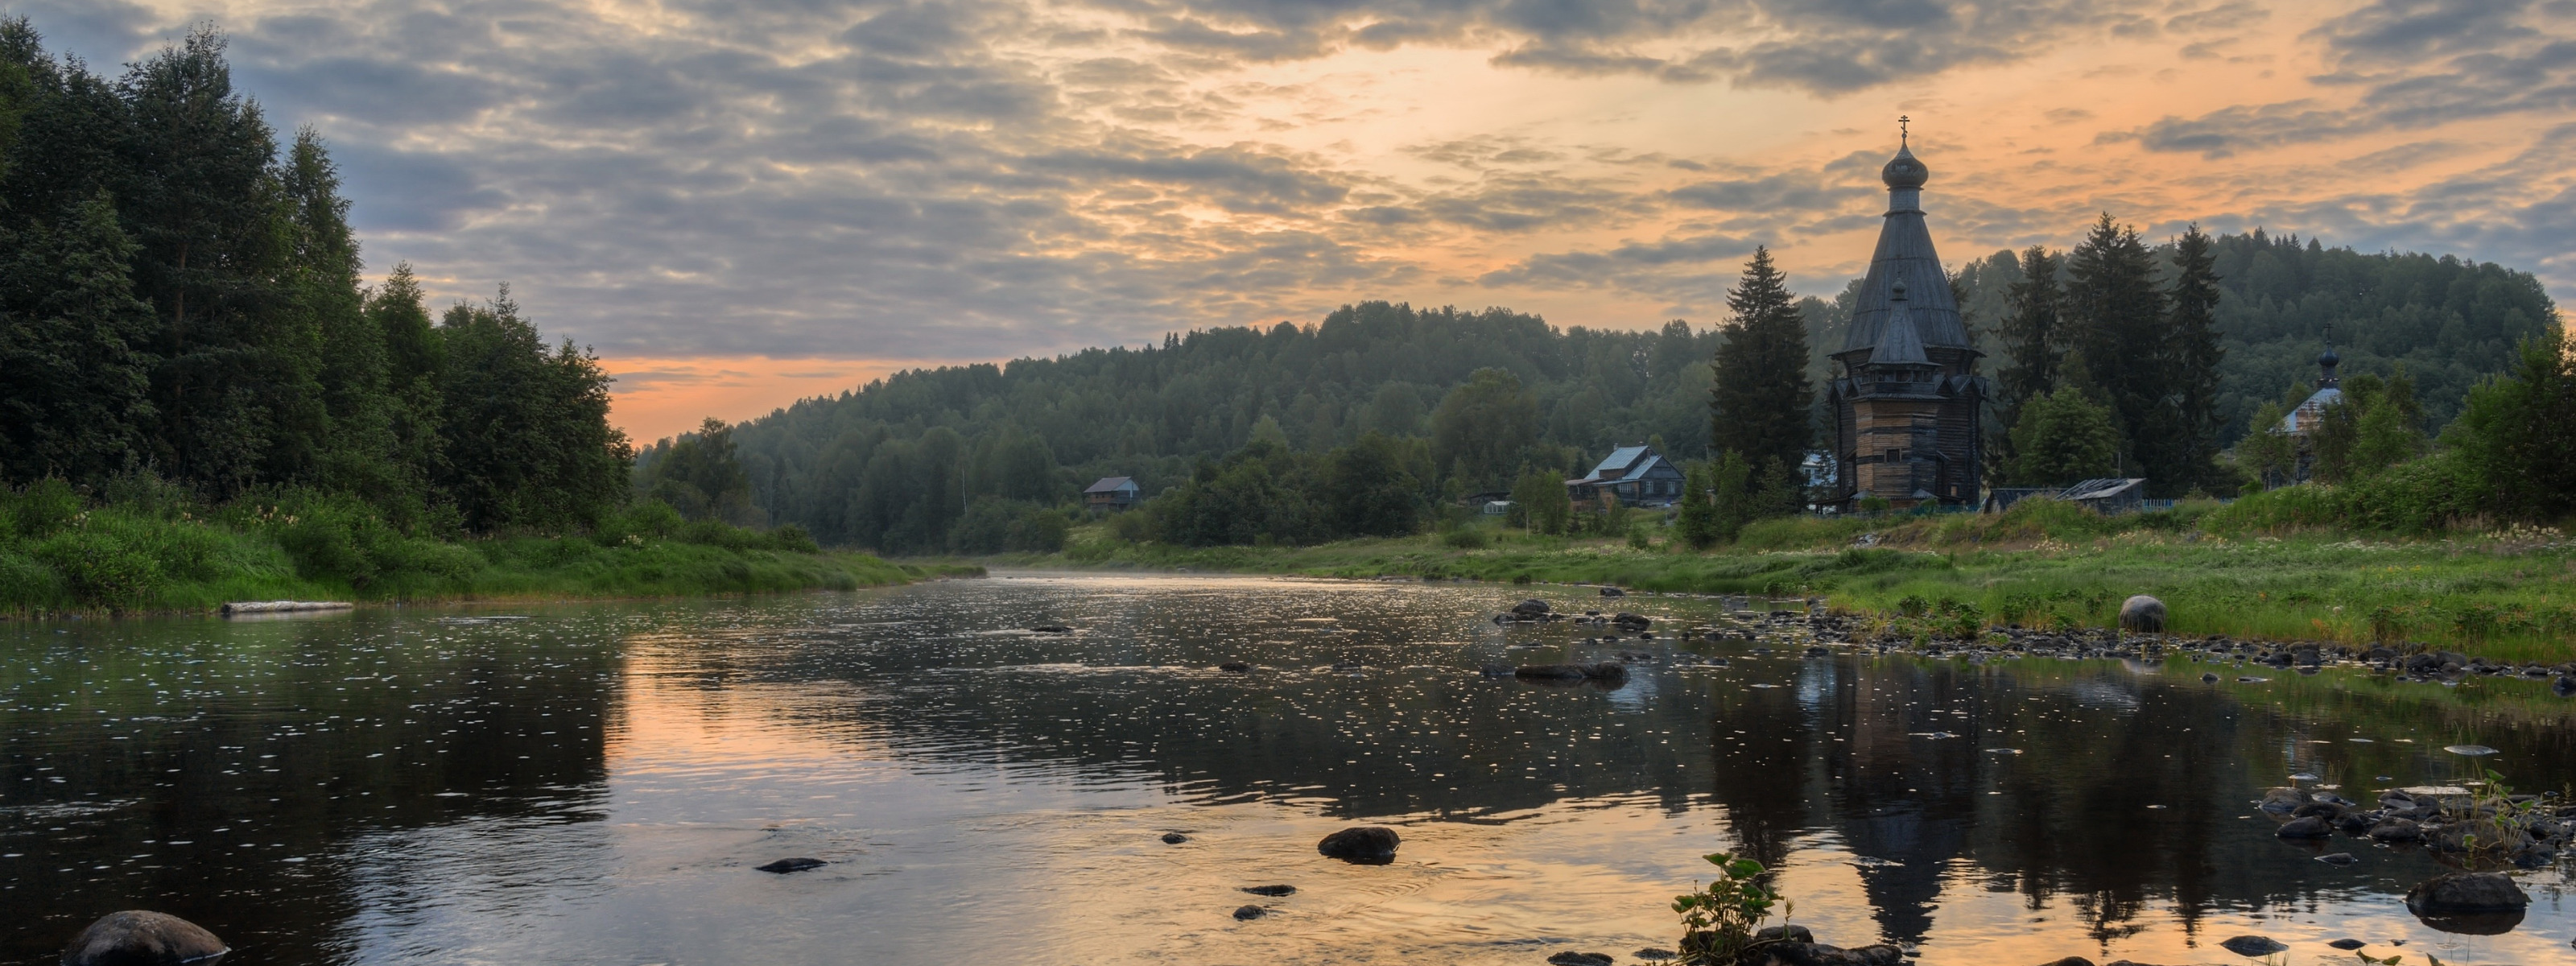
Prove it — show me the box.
[35,530,163,609]
[1442,526,1491,549]
[4,478,85,538]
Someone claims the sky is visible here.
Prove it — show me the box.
[19,0,2576,440]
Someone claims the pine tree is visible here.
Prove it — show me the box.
[2166,224,2227,493]
[1710,246,1813,471]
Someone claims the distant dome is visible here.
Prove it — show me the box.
[1882,144,1928,190]
[2317,347,2340,368]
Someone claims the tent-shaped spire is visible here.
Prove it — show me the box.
[1870,281,1930,365]
[1838,135,1973,356]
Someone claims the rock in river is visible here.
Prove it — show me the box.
[2315,852,2358,865]
[1232,905,1266,921]
[1546,953,1612,966]
[2274,815,2332,839]
[1756,942,1904,965]
[756,857,827,873]
[1241,884,1295,896]
[62,910,228,966]
[1161,832,1188,844]
[2405,872,2529,914]
[2217,935,2285,956]
[1317,826,1400,863]
[1511,599,1554,619]
[2118,596,2166,633]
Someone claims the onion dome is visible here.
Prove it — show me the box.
[1881,144,1927,191]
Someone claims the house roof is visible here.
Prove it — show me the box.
[2283,386,2343,433]
[2058,478,2145,501]
[1084,477,1137,493]
[1587,445,1650,481]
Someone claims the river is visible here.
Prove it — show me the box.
[3,573,2570,965]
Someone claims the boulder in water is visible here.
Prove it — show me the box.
[2217,935,2285,956]
[2315,852,2358,865]
[1161,832,1188,844]
[2406,872,2529,913]
[2118,596,2165,633]
[1030,624,1073,634]
[2327,939,2366,950]
[2275,815,2332,840]
[1218,662,1251,673]
[2367,818,2421,841]
[1232,904,1265,921]
[1546,953,1612,966]
[1754,942,1904,965]
[61,911,227,966]
[756,857,827,873]
[1598,587,1626,597]
[1510,599,1553,619]
[1241,884,1295,896]
[1316,826,1399,863]
[1612,612,1652,630]
[2407,873,2529,935]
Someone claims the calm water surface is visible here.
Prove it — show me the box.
[4,573,2572,965]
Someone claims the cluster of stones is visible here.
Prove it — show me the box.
[2264,784,2569,870]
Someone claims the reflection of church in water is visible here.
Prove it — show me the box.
[1827,127,1988,511]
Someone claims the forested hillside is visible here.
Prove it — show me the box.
[1937,230,2555,440]
[721,304,1725,550]
[725,227,2557,554]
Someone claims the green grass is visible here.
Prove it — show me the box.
[0,482,964,617]
[976,500,2576,663]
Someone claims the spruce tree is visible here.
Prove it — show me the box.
[1710,246,1813,471]
[2062,213,2165,484]
[1992,246,2061,471]
[0,192,157,482]
[121,26,315,492]
[2166,224,2226,493]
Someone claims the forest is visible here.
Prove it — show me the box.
[0,23,880,613]
[716,225,2558,554]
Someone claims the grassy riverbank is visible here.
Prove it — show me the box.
[981,499,2576,663]
[0,482,960,617]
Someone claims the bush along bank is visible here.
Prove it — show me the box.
[0,479,947,617]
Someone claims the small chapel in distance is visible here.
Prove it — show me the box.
[1825,128,1988,511]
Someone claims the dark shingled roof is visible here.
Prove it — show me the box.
[1869,281,1930,365]
[1839,142,1973,355]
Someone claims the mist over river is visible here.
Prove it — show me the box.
[4,573,2571,965]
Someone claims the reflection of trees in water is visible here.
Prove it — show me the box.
[805,582,2576,952]
[0,615,617,965]
[1698,656,2576,948]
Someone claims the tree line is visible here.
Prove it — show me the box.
[0,23,632,534]
[711,209,2558,552]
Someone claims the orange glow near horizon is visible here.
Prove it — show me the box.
[605,357,967,443]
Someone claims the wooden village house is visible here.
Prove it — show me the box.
[1567,445,1686,510]
[1083,477,1141,510]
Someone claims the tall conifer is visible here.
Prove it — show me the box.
[2166,224,2226,493]
[1710,246,1812,472]
[1992,246,2062,473]
[2062,213,2166,483]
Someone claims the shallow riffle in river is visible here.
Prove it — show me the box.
[3,572,2571,965]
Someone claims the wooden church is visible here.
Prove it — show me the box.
[1826,130,1988,510]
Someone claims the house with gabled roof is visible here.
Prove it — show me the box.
[1567,444,1686,510]
[1083,476,1141,510]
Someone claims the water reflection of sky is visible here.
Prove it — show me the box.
[2,574,2573,965]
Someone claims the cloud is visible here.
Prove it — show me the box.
[2112,0,2576,156]
[21,0,2570,386]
